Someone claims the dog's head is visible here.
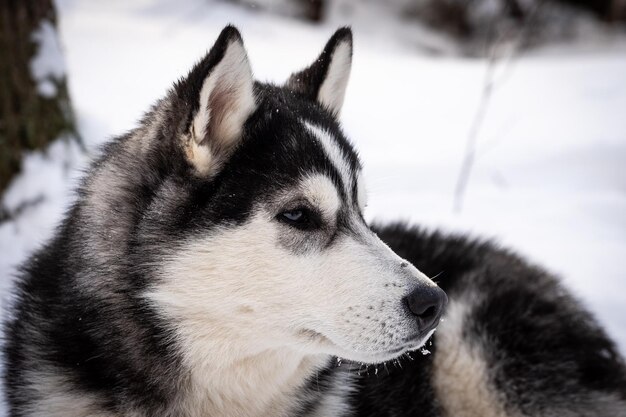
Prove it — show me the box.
[129,26,447,364]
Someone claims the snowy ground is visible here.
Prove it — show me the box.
[1,1,625,402]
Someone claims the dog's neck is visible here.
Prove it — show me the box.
[178,346,328,417]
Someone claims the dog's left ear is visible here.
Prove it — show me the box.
[285,27,352,116]
[178,26,256,176]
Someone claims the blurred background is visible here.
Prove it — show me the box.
[1,0,625,367]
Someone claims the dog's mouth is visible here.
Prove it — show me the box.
[298,328,334,344]
[297,327,436,363]
[401,328,436,352]
[402,328,436,349]
[372,329,436,361]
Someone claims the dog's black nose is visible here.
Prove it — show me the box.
[404,286,448,332]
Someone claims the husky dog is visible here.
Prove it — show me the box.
[3,26,625,417]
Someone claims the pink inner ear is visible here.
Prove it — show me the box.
[193,39,256,154]
[206,76,254,152]
[187,38,255,176]
[206,84,233,144]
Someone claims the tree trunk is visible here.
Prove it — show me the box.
[0,0,77,196]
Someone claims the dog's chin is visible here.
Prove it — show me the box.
[297,328,437,364]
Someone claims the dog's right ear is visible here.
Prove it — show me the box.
[285,27,353,117]
[177,26,256,177]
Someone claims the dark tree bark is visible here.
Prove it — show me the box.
[299,0,324,22]
[223,0,325,23]
[0,0,77,196]
[556,0,626,21]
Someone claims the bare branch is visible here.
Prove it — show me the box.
[453,1,544,213]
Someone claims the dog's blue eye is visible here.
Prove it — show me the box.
[278,208,318,230]
[282,209,304,222]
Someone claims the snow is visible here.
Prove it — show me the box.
[1,1,625,408]
[30,19,67,98]
[0,138,85,303]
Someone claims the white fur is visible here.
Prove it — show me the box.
[317,40,352,116]
[299,174,341,217]
[189,38,256,176]
[433,299,517,417]
[356,170,367,211]
[304,121,353,199]
[25,372,117,417]
[308,370,355,417]
[144,173,439,416]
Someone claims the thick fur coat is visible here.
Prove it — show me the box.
[3,26,625,417]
